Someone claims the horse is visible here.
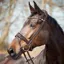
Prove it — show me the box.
[7,1,64,64]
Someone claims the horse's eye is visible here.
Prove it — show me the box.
[30,24,34,27]
[37,19,42,24]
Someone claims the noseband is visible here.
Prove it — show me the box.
[14,11,47,64]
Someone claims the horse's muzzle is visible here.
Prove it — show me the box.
[7,48,20,60]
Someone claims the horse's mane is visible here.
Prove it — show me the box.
[47,15,64,35]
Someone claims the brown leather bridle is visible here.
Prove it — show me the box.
[11,10,48,64]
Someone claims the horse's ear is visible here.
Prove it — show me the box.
[29,2,35,14]
[33,1,42,14]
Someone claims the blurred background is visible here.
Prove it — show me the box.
[0,0,64,61]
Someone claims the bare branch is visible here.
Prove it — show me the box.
[10,15,20,26]
[0,0,16,44]
[0,0,16,22]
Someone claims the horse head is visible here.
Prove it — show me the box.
[7,1,49,59]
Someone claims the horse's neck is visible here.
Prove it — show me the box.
[46,25,64,64]
[48,15,64,46]
[51,27,64,44]
[46,15,64,54]
[46,28,64,64]
[46,15,64,64]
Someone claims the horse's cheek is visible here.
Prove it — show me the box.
[37,30,49,45]
[41,30,49,44]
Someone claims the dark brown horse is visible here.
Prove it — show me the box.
[7,1,64,64]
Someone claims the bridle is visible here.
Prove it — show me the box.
[11,10,48,64]
[15,10,47,64]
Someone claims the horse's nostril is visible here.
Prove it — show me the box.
[8,48,12,52]
[7,48,20,59]
[7,48,16,57]
[8,48,14,54]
